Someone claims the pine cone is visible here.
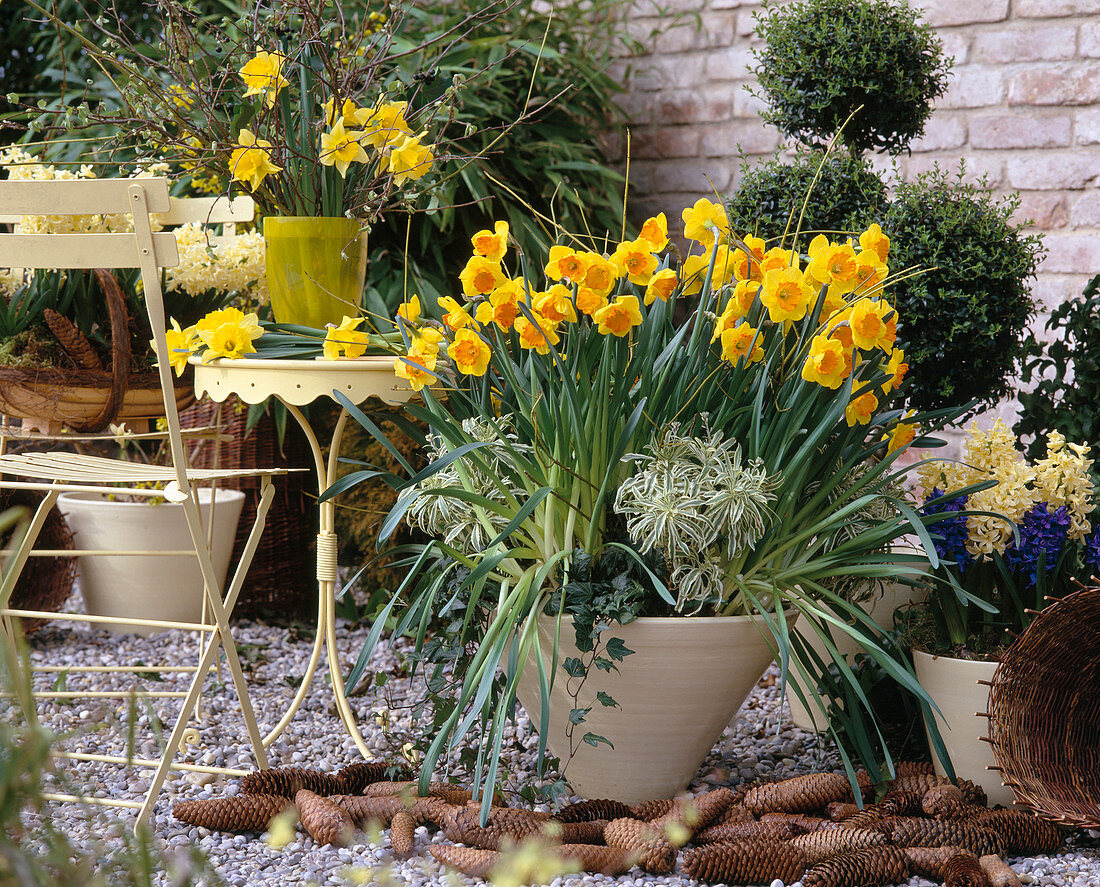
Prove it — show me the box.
[682,838,807,885]
[390,809,417,857]
[604,818,676,875]
[173,794,292,832]
[889,774,987,807]
[240,767,342,799]
[553,820,608,845]
[653,788,736,839]
[744,772,853,815]
[895,761,936,777]
[429,844,500,879]
[826,802,861,821]
[555,844,636,875]
[760,812,830,831]
[629,798,678,821]
[694,819,807,844]
[801,845,910,887]
[43,309,103,371]
[336,761,403,794]
[944,849,990,887]
[713,802,755,825]
[980,855,1023,887]
[923,784,969,818]
[329,794,408,827]
[904,846,965,879]
[788,827,889,863]
[295,789,354,847]
[879,790,924,817]
[442,805,553,848]
[970,809,1064,855]
[886,816,1005,856]
[554,798,633,823]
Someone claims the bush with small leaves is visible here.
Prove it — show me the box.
[883,167,1044,414]
[750,0,951,155]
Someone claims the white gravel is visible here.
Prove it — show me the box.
[13,601,1100,886]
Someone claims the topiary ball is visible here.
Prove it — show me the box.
[750,0,951,155]
[883,167,1044,415]
[726,146,887,244]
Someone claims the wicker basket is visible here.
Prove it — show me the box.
[987,584,1100,827]
[181,396,316,620]
[1,490,76,633]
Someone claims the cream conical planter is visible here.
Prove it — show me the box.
[787,580,928,732]
[912,650,1016,807]
[58,489,245,635]
[514,612,793,804]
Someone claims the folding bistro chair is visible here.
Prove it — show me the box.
[0,178,281,828]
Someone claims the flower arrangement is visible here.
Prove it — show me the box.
[914,419,1098,657]
[336,197,975,806]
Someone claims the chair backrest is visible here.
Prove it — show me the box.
[154,194,255,241]
[0,177,194,491]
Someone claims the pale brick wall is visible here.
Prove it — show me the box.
[614,0,1100,428]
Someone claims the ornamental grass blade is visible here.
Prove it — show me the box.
[332,389,415,475]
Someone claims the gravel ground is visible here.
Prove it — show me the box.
[13,602,1100,887]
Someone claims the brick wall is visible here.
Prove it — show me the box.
[614,0,1100,427]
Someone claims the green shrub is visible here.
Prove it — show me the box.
[751,0,951,155]
[725,145,887,243]
[883,168,1044,414]
[1016,274,1100,460]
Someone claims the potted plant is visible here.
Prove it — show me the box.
[905,419,1098,805]
[331,195,976,811]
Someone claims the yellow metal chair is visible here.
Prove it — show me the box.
[0,177,280,828]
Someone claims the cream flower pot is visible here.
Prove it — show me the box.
[912,649,1016,807]
[58,488,245,635]
[787,579,927,732]
[514,612,793,804]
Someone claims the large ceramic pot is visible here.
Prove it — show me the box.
[58,488,245,635]
[787,579,928,732]
[264,216,367,329]
[912,649,1016,807]
[514,612,793,804]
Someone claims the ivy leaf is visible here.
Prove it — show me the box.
[582,732,613,748]
[605,637,635,661]
[569,707,591,725]
[562,657,585,678]
[595,691,618,708]
[593,656,615,672]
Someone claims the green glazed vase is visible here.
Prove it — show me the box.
[264,216,367,329]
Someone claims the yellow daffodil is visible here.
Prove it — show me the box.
[474,285,521,331]
[828,321,858,378]
[397,294,421,325]
[471,220,509,262]
[732,235,766,281]
[611,239,658,286]
[438,296,475,331]
[712,245,739,288]
[711,306,741,342]
[323,315,370,360]
[544,245,591,282]
[720,322,764,365]
[357,101,412,148]
[680,253,711,296]
[848,298,896,351]
[515,311,560,355]
[760,266,813,324]
[239,50,288,107]
[592,295,643,337]
[581,253,618,296]
[195,307,261,343]
[681,198,729,248]
[725,279,759,319]
[845,391,879,427]
[853,249,888,293]
[758,246,797,278]
[885,418,917,454]
[575,286,608,316]
[534,284,578,324]
[320,119,369,178]
[203,321,259,361]
[882,348,908,393]
[160,318,197,377]
[644,268,678,305]
[807,235,859,293]
[448,328,492,376]
[394,344,437,391]
[228,128,282,192]
[411,327,445,353]
[460,256,507,298]
[322,96,361,129]
[385,134,433,185]
[860,223,890,263]
[637,213,668,253]
[801,335,849,389]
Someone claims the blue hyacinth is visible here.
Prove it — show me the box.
[1004,502,1071,587]
[1084,527,1100,577]
[923,488,971,572]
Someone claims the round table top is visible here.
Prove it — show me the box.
[189,355,418,407]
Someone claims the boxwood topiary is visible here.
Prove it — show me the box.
[883,168,1044,415]
[751,0,951,155]
[726,145,887,243]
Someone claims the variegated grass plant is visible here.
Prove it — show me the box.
[329,202,981,814]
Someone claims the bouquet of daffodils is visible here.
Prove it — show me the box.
[334,196,976,806]
[916,420,1098,656]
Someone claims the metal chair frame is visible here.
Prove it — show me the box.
[0,178,279,828]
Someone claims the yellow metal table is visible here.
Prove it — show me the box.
[190,355,415,757]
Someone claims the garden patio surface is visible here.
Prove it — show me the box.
[17,596,1100,887]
